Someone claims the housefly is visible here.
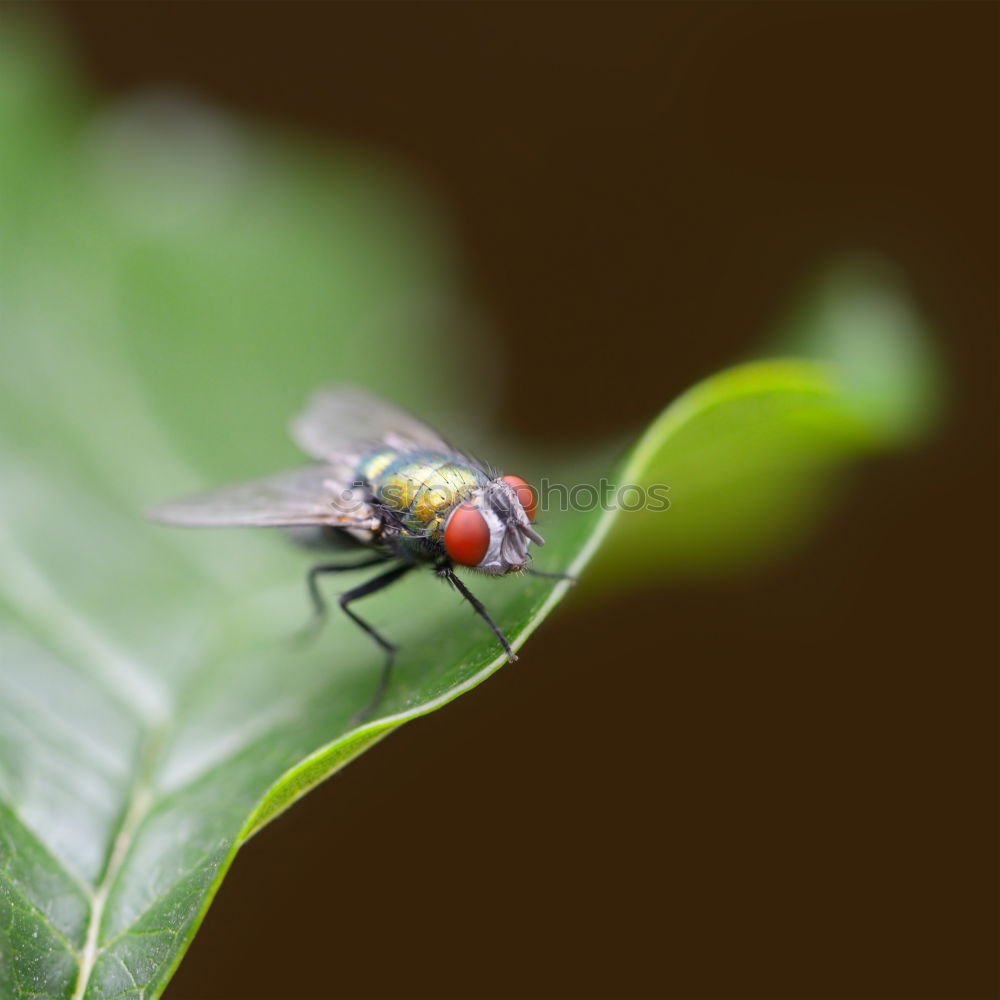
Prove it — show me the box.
[148,385,569,719]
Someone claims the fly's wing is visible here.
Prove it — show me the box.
[146,464,377,530]
[290,385,457,471]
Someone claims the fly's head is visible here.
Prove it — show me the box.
[443,474,543,575]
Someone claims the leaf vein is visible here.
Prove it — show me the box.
[70,726,167,1000]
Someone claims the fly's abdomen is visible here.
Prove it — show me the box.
[371,451,485,542]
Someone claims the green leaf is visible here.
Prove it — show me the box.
[0,433,598,1000]
[0,25,939,1000]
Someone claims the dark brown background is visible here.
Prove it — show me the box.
[50,3,997,998]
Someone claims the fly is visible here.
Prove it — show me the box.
[147,385,571,720]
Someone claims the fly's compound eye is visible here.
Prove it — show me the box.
[444,503,491,566]
[501,475,537,521]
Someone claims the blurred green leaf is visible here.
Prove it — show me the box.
[0,23,939,1000]
[771,256,941,444]
[591,258,939,582]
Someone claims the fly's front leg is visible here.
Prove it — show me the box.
[439,565,517,664]
[339,562,414,723]
[526,567,577,583]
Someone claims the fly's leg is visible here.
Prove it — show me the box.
[526,567,577,583]
[439,566,517,664]
[340,562,414,723]
[296,555,390,645]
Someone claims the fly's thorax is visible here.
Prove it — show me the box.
[356,448,399,484]
[371,451,486,538]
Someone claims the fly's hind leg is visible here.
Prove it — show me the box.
[339,562,414,723]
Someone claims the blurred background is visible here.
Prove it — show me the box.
[20,2,1000,997]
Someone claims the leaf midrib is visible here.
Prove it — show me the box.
[71,726,166,1000]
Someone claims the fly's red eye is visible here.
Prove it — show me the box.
[502,475,537,521]
[444,504,491,566]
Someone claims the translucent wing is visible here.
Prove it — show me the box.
[290,385,454,469]
[146,465,376,529]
